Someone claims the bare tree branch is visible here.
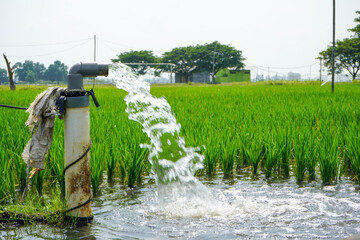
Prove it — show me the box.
[3,54,16,90]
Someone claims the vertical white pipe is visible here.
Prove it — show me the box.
[64,106,91,218]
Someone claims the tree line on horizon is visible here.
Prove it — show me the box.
[0,60,68,84]
[111,41,245,84]
[1,41,244,85]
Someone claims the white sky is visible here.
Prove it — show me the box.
[0,0,359,78]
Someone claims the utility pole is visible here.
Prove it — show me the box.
[331,0,335,93]
[211,51,216,85]
[256,67,258,82]
[170,64,173,84]
[94,35,96,62]
[93,35,97,88]
[309,65,312,80]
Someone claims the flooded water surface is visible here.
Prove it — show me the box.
[2,176,360,239]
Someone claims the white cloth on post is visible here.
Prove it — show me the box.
[22,87,66,169]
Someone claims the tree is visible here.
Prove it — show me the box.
[14,60,47,83]
[3,54,16,90]
[349,10,360,38]
[162,46,197,82]
[112,50,157,75]
[0,68,7,84]
[14,60,38,82]
[44,60,68,84]
[335,38,360,81]
[319,46,343,75]
[25,70,37,83]
[320,38,360,81]
[195,41,245,84]
[34,62,46,81]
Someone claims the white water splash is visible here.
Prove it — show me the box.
[109,63,235,217]
[110,63,204,185]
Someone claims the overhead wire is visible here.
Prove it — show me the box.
[245,61,319,79]
[97,37,142,51]
[97,37,165,56]
[0,37,93,48]
[97,39,120,55]
[245,61,317,70]
[7,39,92,58]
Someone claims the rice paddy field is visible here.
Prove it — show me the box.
[1,82,360,204]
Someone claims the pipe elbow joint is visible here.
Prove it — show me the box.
[68,63,109,90]
[69,63,109,77]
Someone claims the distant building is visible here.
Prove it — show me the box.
[175,73,188,83]
[175,68,251,83]
[215,69,251,83]
[175,72,210,83]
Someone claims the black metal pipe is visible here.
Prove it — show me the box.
[68,63,109,90]
[69,63,108,77]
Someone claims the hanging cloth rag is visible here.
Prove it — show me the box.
[22,87,66,176]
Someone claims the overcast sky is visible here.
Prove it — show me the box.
[0,0,359,78]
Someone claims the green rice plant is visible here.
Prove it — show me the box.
[344,123,360,184]
[90,144,105,195]
[107,146,117,182]
[42,119,65,198]
[29,146,60,197]
[203,128,222,176]
[106,132,125,183]
[318,129,339,185]
[118,145,147,187]
[263,134,280,179]
[47,149,65,199]
[113,119,149,186]
[293,130,309,183]
[129,147,148,188]
[306,130,318,182]
[277,128,292,177]
[203,143,219,176]
[0,151,15,203]
[235,130,251,171]
[0,88,37,202]
[1,119,28,196]
[31,168,45,196]
[0,151,8,202]
[220,139,237,177]
[235,145,248,172]
[244,136,264,175]
[11,151,27,194]
[91,100,120,182]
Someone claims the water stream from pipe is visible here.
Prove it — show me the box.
[109,63,224,214]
